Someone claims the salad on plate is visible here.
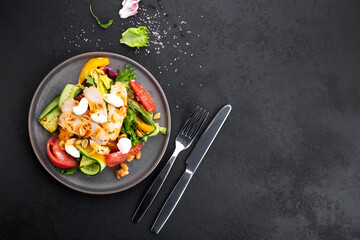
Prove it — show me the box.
[38,57,166,179]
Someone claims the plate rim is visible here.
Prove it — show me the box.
[28,51,171,195]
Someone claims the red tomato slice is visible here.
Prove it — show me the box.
[129,80,156,112]
[105,144,143,168]
[47,136,79,169]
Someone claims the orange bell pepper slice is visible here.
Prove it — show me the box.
[136,117,155,133]
[78,57,110,84]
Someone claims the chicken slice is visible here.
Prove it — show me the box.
[90,139,110,155]
[61,99,78,113]
[58,111,110,141]
[83,86,107,116]
[58,112,91,136]
[88,121,110,141]
[108,82,127,141]
[83,86,109,140]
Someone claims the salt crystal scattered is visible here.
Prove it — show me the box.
[60,5,196,77]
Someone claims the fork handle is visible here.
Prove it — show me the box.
[132,149,180,223]
[151,170,193,234]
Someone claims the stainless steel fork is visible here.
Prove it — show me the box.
[132,107,208,223]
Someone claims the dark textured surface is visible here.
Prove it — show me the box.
[1,0,360,239]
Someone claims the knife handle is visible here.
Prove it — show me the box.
[132,149,180,223]
[151,170,193,234]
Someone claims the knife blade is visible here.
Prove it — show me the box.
[151,104,232,234]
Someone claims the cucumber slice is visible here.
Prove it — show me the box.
[159,127,167,135]
[58,84,82,109]
[128,102,157,136]
[38,107,61,133]
[146,125,166,136]
[38,95,60,121]
[77,145,107,174]
[79,156,100,176]
[147,124,160,137]
[139,104,153,119]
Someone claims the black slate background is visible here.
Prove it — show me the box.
[1,0,360,239]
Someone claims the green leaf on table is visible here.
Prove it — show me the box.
[89,5,113,29]
[120,26,149,48]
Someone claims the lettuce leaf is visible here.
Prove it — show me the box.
[121,107,140,146]
[85,74,95,87]
[54,166,78,175]
[120,26,149,48]
[121,106,147,146]
[90,5,113,29]
[116,65,136,92]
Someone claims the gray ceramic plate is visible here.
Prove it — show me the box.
[28,52,171,195]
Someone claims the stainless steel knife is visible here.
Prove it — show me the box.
[151,104,232,234]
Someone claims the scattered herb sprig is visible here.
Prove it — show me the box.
[90,5,113,29]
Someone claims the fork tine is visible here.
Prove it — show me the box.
[188,110,208,138]
[179,106,199,134]
[183,108,203,136]
[181,107,202,135]
[186,109,206,137]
